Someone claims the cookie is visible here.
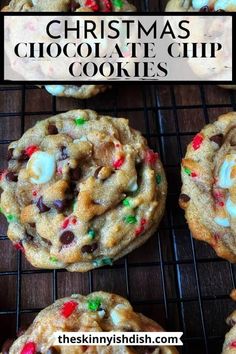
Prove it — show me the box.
[222,310,236,353]
[0,109,167,272]
[2,0,136,12]
[1,291,178,354]
[44,85,110,100]
[165,0,235,12]
[2,0,136,98]
[180,112,236,263]
[165,0,233,85]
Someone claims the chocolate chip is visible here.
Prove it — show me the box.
[53,200,68,212]
[81,243,98,253]
[7,148,14,161]
[29,223,36,228]
[36,196,50,213]
[2,338,14,354]
[25,232,34,242]
[210,133,223,146]
[70,0,80,12]
[179,193,190,203]
[60,231,75,245]
[60,146,69,160]
[199,5,209,11]
[94,166,103,179]
[70,167,81,181]
[6,172,18,182]
[48,123,58,135]
[18,151,29,162]
[46,348,59,354]
[42,237,52,246]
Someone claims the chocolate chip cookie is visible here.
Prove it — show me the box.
[165,0,235,12]
[44,85,110,100]
[2,0,136,98]
[2,0,136,12]
[165,0,233,85]
[180,112,236,263]
[0,109,167,271]
[1,292,178,354]
[222,310,236,353]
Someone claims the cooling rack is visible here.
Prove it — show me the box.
[1,1,236,354]
[1,84,236,354]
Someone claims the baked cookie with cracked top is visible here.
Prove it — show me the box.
[0,109,167,272]
[165,0,236,13]
[180,112,236,263]
[44,85,110,100]
[165,0,233,86]
[1,292,178,354]
[2,0,136,12]
[2,0,136,98]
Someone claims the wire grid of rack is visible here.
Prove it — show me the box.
[1,84,236,354]
[1,1,236,353]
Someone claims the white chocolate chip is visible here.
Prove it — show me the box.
[110,304,128,325]
[127,177,138,192]
[98,309,106,318]
[27,151,56,185]
[45,85,65,96]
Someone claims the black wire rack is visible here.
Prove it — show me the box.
[1,1,236,353]
[1,84,236,354]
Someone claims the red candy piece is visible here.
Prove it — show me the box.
[230,341,236,348]
[191,172,198,178]
[20,342,36,354]
[85,0,99,11]
[60,300,78,318]
[192,134,204,150]
[32,190,38,197]
[0,169,7,181]
[145,150,159,165]
[103,0,112,11]
[141,218,147,226]
[71,217,77,225]
[113,156,125,169]
[14,242,25,253]
[62,218,70,229]
[135,218,147,237]
[25,145,39,157]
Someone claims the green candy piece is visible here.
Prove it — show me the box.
[88,229,96,239]
[93,257,113,267]
[122,198,131,207]
[102,257,113,266]
[112,0,123,8]
[87,298,101,311]
[6,214,17,222]
[49,256,58,263]
[75,117,87,126]
[184,167,191,176]
[156,174,161,184]
[0,207,3,214]
[123,215,137,224]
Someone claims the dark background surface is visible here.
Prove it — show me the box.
[1,1,236,354]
